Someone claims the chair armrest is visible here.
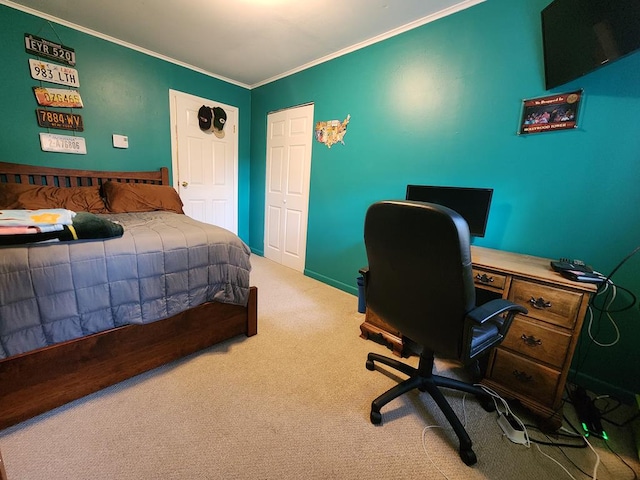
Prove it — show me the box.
[462,300,528,363]
[466,299,528,325]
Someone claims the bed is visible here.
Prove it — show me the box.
[0,161,257,430]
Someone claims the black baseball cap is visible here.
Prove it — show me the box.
[213,107,227,131]
[198,105,212,130]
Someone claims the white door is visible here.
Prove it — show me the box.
[264,103,314,272]
[169,90,238,234]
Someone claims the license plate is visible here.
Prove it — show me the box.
[36,109,84,132]
[25,34,76,66]
[29,59,80,88]
[39,133,87,154]
[33,87,83,108]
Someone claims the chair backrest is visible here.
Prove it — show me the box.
[364,200,476,359]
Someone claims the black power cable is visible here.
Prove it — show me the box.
[571,245,640,385]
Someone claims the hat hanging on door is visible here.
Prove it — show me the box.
[198,105,213,131]
[212,107,227,138]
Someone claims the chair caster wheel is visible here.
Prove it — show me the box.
[365,359,375,371]
[478,395,495,412]
[370,410,382,425]
[459,448,477,466]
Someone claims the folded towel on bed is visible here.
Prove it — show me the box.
[0,212,124,246]
[0,208,76,227]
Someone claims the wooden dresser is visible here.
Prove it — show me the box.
[359,246,597,429]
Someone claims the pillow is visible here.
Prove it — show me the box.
[102,181,184,214]
[0,183,107,213]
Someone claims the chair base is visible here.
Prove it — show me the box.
[366,351,495,466]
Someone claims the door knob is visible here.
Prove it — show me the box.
[181,181,188,187]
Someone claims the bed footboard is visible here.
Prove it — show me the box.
[0,287,257,431]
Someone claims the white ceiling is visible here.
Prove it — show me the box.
[4,0,483,88]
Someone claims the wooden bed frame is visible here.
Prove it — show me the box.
[0,161,258,430]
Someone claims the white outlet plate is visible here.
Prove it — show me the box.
[113,134,128,148]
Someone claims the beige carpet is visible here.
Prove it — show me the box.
[1,255,639,480]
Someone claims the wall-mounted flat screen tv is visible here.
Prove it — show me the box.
[405,185,493,237]
[542,0,640,90]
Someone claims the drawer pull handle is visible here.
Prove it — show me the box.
[475,273,494,284]
[521,334,542,347]
[529,297,552,309]
[513,370,533,383]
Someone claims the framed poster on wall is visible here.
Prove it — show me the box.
[519,90,582,135]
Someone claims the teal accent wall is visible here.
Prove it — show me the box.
[0,5,252,241]
[1,1,639,401]
[250,0,640,400]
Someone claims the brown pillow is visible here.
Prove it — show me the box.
[102,181,184,214]
[0,183,107,213]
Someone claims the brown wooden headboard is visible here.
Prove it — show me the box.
[0,161,169,187]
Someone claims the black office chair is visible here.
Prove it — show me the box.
[361,200,527,466]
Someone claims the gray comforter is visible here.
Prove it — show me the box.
[0,212,251,359]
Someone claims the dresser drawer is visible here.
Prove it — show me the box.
[472,268,507,291]
[488,349,560,407]
[501,317,571,369]
[509,279,584,329]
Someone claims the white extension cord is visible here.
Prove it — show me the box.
[497,413,528,445]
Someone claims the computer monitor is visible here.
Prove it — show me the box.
[405,185,493,237]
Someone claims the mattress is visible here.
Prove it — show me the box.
[0,211,251,358]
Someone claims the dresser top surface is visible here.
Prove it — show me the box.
[471,246,598,293]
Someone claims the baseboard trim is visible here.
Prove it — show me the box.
[304,269,358,296]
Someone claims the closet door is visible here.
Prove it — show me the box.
[264,103,314,272]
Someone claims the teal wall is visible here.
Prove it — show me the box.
[250,0,640,400]
[1,1,639,401]
[0,4,252,241]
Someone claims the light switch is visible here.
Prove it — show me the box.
[113,134,129,149]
